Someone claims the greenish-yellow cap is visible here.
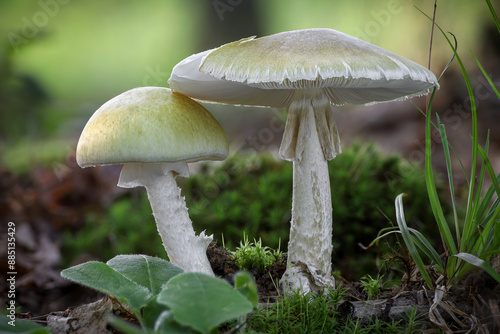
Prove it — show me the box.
[76,87,228,167]
[169,28,438,107]
[200,29,437,89]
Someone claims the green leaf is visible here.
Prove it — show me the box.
[107,255,183,295]
[61,261,152,314]
[157,273,253,334]
[453,253,500,284]
[107,317,148,334]
[141,296,198,333]
[234,271,259,308]
[0,316,52,334]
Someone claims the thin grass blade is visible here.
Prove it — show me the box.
[418,7,478,257]
[395,194,434,288]
[472,52,500,100]
[368,227,399,248]
[478,145,500,198]
[453,253,500,284]
[485,0,500,34]
[406,227,444,273]
[436,117,460,241]
[424,97,457,255]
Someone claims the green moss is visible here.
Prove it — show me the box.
[65,142,445,280]
[184,142,443,280]
[231,233,283,270]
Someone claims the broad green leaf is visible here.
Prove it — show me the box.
[0,316,52,334]
[141,296,197,334]
[453,253,500,284]
[107,255,183,295]
[61,261,152,314]
[234,271,259,307]
[108,317,149,334]
[157,272,253,334]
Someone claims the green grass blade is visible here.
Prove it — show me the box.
[453,253,500,284]
[478,145,500,198]
[472,52,500,100]
[481,197,500,226]
[478,176,500,218]
[461,141,488,253]
[412,101,471,187]
[417,8,478,258]
[395,194,434,288]
[473,201,500,252]
[436,116,460,241]
[495,207,500,251]
[424,95,457,255]
[441,34,479,254]
[370,227,444,274]
[485,0,500,34]
[406,227,444,273]
[368,228,400,248]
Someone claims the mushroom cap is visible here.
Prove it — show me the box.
[76,87,228,167]
[169,28,439,107]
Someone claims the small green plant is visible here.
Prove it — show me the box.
[248,287,346,333]
[231,233,282,270]
[247,287,423,333]
[60,255,257,333]
[360,274,384,300]
[373,3,500,288]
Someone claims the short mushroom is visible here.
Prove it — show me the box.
[168,28,439,292]
[76,86,228,276]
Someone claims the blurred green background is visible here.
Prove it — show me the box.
[0,0,495,148]
[1,0,499,281]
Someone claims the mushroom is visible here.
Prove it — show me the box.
[168,28,439,292]
[76,87,228,276]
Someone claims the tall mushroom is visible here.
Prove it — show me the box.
[76,87,228,276]
[168,28,439,292]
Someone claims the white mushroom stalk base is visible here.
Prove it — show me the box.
[279,89,340,294]
[118,162,214,276]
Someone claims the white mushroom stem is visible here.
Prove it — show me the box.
[279,89,340,293]
[117,162,214,276]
